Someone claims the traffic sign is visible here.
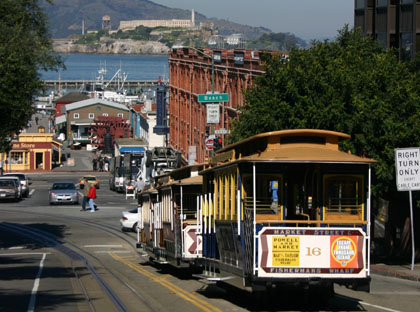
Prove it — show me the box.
[205,138,214,151]
[198,93,229,103]
[206,104,220,124]
[395,147,420,191]
[215,128,230,135]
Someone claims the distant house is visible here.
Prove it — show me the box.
[2,133,62,171]
[55,92,89,117]
[62,98,130,147]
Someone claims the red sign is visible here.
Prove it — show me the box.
[205,138,214,151]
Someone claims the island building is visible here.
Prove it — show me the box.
[102,15,111,31]
[354,0,419,59]
[118,9,195,31]
[168,47,288,163]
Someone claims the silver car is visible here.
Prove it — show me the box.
[0,178,19,202]
[49,182,79,205]
[0,176,22,199]
[3,173,30,197]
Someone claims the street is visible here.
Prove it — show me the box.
[0,171,419,312]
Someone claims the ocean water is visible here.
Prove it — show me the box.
[40,53,169,81]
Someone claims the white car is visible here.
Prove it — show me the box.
[120,208,138,232]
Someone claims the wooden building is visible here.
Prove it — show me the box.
[2,134,62,171]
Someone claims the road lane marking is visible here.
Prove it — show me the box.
[336,294,402,312]
[94,251,131,254]
[370,291,420,295]
[27,253,47,312]
[110,253,222,312]
[0,252,51,256]
[84,245,123,248]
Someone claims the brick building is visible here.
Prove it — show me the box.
[168,48,269,163]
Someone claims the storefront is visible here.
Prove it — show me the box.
[1,134,62,171]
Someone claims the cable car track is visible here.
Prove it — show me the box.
[0,209,160,312]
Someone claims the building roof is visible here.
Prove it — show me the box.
[65,98,130,112]
[56,92,89,104]
[115,138,146,146]
[55,115,66,125]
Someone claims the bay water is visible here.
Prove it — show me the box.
[40,53,169,81]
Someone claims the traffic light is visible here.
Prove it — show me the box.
[214,136,223,151]
[205,125,210,136]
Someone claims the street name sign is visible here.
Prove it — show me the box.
[215,128,230,135]
[198,93,229,103]
[395,147,420,191]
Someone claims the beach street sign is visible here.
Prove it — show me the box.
[395,147,420,191]
[198,93,229,103]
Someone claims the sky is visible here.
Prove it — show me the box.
[152,0,354,41]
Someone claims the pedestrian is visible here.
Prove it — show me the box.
[135,177,145,194]
[35,116,39,125]
[88,184,97,212]
[80,179,91,211]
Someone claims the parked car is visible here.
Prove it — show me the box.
[49,182,79,205]
[120,208,138,232]
[0,178,19,202]
[0,176,22,199]
[3,173,31,197]
[80,175,100,189]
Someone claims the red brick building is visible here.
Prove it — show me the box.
[168,48,269,163]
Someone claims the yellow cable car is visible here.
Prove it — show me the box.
[200,129,375,296]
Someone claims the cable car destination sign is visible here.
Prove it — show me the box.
[395,147,420,191]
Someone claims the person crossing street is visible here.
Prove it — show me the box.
[80,179,91,211]
[88,184,97,212]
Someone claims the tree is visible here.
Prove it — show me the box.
[230,26,420,201]
[0,0,63,151]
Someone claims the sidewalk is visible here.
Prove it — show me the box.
[371,262,420,282]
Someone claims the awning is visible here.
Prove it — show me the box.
[120,146,145,154]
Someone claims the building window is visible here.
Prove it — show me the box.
[73,113,79,119]
[10,151,28,164]
[96,106,101,111]
[356,0,365,9]
[102,113,109,117]
[117,113,124,118]
[89,113,95,119]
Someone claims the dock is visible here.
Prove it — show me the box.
[42,79,164,90]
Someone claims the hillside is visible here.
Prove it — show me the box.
[41,0,270,40]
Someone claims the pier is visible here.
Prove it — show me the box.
[42,79,165,90]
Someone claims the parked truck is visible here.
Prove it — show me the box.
[109,155,125,192]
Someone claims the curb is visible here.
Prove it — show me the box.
[371,265,420,282]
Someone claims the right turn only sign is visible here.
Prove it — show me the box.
[395,147,420,191]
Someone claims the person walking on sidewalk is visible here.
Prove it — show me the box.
[88,184,97,212]
[80,179,91,211]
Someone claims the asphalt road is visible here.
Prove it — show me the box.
[0,172,419,312]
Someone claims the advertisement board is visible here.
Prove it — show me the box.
[258,227,366,278]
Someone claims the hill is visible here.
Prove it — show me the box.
[40,0,269,40]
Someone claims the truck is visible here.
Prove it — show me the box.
[109,155,125,192]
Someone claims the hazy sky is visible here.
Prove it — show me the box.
[152,0,354,40]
